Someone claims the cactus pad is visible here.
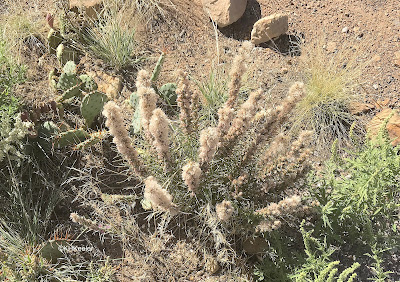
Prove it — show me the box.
[49,69,58,90]
[40,239,68,263]
[73,130,107,150]
[54,129,90,148]
[151,52,166,82]
[57,72,80,91]
[81,91,108,126]
[59,84,83,101]
[79,74,98,92]
[47,28,63,55]
[57,44,78,66]
[63,61,77,75]
[158,83,177,106]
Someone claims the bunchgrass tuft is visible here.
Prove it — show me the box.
[292,39,369,148]
[80,6,138,69]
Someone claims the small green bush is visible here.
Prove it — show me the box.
[310,130,400,239]
[0,39,25,114]
[309,125,400,281]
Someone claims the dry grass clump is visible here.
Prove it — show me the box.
[79,4,138,69]
[0,0,49,59]
[292,39,369,148]
[74,41,315,277]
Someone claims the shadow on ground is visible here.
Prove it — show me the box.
[218,0,262,41]
[259,33,304,56]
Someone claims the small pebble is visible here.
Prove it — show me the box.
[373,84,379,90]
[342,26,349,33]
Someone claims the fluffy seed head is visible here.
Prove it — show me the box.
[103,101,143,175]
[198,127,220,165]
[149,108,170,161]
[136,70,152,89]
[182,161,202,193]
[216,200,234,221]
[144,176,178,215]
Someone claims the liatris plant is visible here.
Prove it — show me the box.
[99,41,313,268]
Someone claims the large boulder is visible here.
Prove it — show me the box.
[251,13,288,45]
[202,0,248,28]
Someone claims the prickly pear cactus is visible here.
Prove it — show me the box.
[40,239,68,263]
[49,69,58,90]
[36,121,60,151]
[63,61,77,75]
[130,91,141,134]
[53,129,90,148]
[151,52,166,82]
[47,28,63,55]
[158,83,177,106]
[59,84,83,102]
[81,91,108,126]
[57,44,78,66]
[57,61,80,91]
[73,130,106,150]
[79,74,98,92]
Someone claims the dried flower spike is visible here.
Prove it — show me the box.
[198,127,220,166]
[102,101,144,176]
[216,200,234,221]
[149,108,170,162]
[182,161,202,194]
[144,176,178,215]
[176,70,195,133]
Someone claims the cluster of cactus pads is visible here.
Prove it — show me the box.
[35,61,108,150]
[48,27,79,66]
[50,61,108,127]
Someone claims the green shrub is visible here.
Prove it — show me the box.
[290,221,360,282]
[308,124,400,281]
[0,39,25,114]
[310,129,400,239]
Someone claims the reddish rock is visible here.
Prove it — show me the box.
[367,108,400,146]
[202,0,248,28]
[349,102,374,115]
[251,14,288,44]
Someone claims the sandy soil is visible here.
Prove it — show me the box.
[140,0,399,104]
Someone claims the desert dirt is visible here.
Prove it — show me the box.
[140,0,399,103]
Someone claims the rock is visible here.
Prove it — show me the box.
[251,14,288,45]
[87,71,122,99]
[348,102,374,115]
[342,26,349,33]
[373,84,379,90]
[394,51,400,67]
[372,54,381,62]
[326,41,337,52]
[202,0,247,28]
[367,108,400,146]
[69,0,103,20]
